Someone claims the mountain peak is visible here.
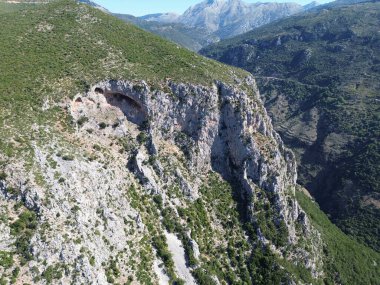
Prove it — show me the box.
[206,0,225,4]
[303,1,320,9]
[180,0,303,35]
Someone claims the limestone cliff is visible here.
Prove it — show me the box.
[0,77,323,284]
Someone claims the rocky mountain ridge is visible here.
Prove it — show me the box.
[179,0,303,38]
[140,13,180,24]
[130,0,322,50]
[142,0,305,40]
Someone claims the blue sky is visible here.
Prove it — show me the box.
[94,0,332,16]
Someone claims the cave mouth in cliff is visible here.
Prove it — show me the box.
[95,87,104,94]
[104,91,146,126]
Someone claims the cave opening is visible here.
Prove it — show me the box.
[104,91,146,126]
[95,87,104,94]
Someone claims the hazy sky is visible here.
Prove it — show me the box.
[94,0,332,16]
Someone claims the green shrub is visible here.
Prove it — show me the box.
[77,116,88,127]
[62,154,74,161]
[41,265,63,284]
[10,267,20,284]
[153,195,163,209]
[0,251,14,269]
[132,84,144,93]
[98,122,107,129]
[0,172,6,180]
[105,259,120,284]
[173,279,185,285]
[10,209,37,262]
[93,144,101,151]
[192,268,217,285]
[6,186,19,196]
[152,235,173,269]
[137,132,148,144]
[71,205,80,213]
[89,256,95,266]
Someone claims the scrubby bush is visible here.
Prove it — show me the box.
[106,259,120,284]
[41,265,63,284]
[62,154,74,161]
[0,172,6,180]
[98,122,107,129]
[10,210,37,262]
[152,235,173,269]
[137,132,148,144]
[0,251,14,269]
[192,268,217,285]
[77,116,88,127]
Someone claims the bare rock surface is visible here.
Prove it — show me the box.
[165,231,197,285]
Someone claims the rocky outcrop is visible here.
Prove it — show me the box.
[0,77,324,283]
[80,78,323,274]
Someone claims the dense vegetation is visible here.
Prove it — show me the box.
[201,1,380,251]
[296,189,380,285]
[10,209,38,263]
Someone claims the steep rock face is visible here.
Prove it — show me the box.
[0,78,324,283]
[74,78,324,278]
[89,79,300,228]
[1,1,379,284]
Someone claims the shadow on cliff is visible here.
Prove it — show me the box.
[209,99,254,236]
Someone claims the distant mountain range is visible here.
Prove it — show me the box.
[114,14,218,52]
[140,12,180,23]
[115,0,319,50]
[150,0,304,37]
